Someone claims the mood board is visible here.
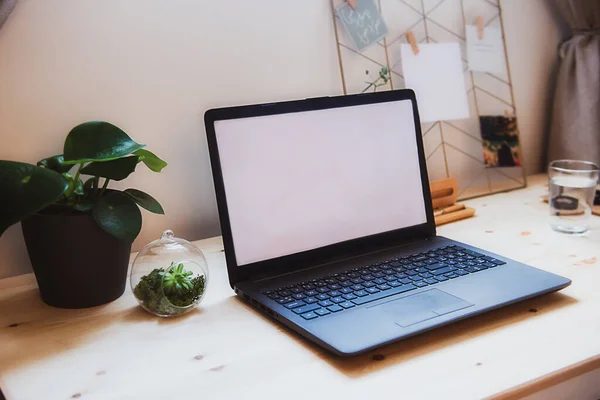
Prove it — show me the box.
[331,0,526,199]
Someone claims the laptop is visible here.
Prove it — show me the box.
[204,89,571,356]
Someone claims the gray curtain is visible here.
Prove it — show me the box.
[547,0,600,166]
[0,0,17,30]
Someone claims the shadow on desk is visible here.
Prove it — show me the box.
[325,292,577,377]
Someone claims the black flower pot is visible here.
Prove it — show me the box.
[21,210,132,309]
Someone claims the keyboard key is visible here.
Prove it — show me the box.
[327,304,343,312]
[340,281,354,287]
[342,293,357,300]
[377,284,391,290]
[406,271,419,276]
[304,297,318,304]
[351,284,365,291]
[329,284,341,290]
[413,256,428,262]
[292,293,306,300]
[276,296,294,304]
[399,277,412,284]
[318,300,334,307]
[387,280,401,287]
[365,287,379,294]
[424,278,438,285]
[491,259,506,265]
[304,290,318,297]
[325,278,337,285]
[380,264,393,270]
[314,281,327,287]
[300,311,318,320]
[409,276,423,282]
[330,296,345,303]
[278,290,291,297]
[351,284,417,306]
[383,270,395,275]
[363,281,376,288]
[431,266,457,276]
[483,262,496,268]
[465,266,479,273]
[340,301,355,309]
[354,290,369,297]
[435,276,449,282]
[267,293,280,299]
[293,304,320,314]
[315,308,331,316]
[362,274,375,281]
[285,300,306,309]
[291,287,303,294]
[317,287,329,293]
[456,270,469,276]
[316,294,329,300]
[340,287,353,294]
[337,276,349,282]
[351,278,364,284]
[372,272,385,278]
[301,284,315,290]
[347,272,359,278]
[445,273,458,279]
[384,276,397,282]
[414,281,428,287]
[419,272,433,278]
[374,278,387,285]
[328,290,342,297]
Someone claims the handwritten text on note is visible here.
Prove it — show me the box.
[337,0,388,52]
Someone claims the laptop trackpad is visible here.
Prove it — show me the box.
[374,289,473,327]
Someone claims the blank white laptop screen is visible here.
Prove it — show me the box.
[214,100,427,266]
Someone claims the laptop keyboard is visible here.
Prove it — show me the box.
[261,245,506,321]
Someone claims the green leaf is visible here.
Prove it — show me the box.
[92,191,142,243]
[62,172,84,197]
[63,121,145,164]
[0,161,69,235]
[37,155,72,174]
[134,149,167,172]
[73,200,94,213]
[80,156,139,181]
[124,188,165,214]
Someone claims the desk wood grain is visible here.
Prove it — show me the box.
[1,175,599,400]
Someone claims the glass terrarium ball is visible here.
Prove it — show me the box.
[130,230,209,317]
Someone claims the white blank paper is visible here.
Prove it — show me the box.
[400,43,470,123]
[466,25,506,74]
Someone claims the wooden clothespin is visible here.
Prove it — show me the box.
[504,109,513,119]
[346,0,357,9]
[476,16,485,40]
[405,31,419,55]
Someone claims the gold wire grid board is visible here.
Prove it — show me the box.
[331,0,527,200]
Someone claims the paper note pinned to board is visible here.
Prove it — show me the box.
[336,0,388,52]
[466,25,506,74]
[400,43,470,123]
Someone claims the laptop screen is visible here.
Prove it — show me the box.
[214,99,427,266]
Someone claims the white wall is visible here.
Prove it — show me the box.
[0,0,564,278]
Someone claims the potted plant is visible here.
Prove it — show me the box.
[0,121,167,308]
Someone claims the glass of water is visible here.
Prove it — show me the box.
[549,159,599,234]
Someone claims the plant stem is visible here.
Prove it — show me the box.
[93,176,99,190]
[99,178,110,197]
[72,163,83,186]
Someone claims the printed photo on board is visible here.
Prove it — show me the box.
[479,115,521,168]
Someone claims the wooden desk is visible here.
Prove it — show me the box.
[1,174,599,400]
